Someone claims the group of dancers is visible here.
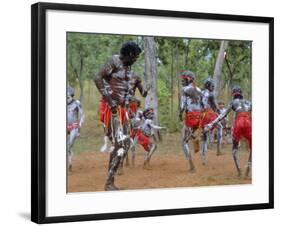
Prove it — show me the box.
[179,70,252,177]
[67,41,252,191]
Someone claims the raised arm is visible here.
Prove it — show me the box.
[147,119,165,130]
[150,124,165,130]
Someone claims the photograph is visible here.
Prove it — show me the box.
[66,33,252,192]
[31,2,273,222]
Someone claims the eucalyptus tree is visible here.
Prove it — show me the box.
[213,40,229,98]
[144,36,159,124]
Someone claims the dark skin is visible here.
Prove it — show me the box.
[208,95,220,114]
[203,83,220,114]
[110,53,138,113]
[93,41,149,190]
[208,83,214,92]
[181,76,193,87]
[120,53,139,66]
[95,53,146,114]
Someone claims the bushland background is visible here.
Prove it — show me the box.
[67,33,252,192]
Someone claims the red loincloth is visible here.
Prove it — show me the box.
[233,112,252,150]
[99,99,129,128]
[67,122,79,134]
[129,101,138,116]
[131,129,151,152]
[185,111,202,129]
[200,108,218,130]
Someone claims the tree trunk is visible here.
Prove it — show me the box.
[213,40,229,98]
[79,55,84,104]
[184,39,191,66]
[170,44,174,119]
[144,37,159,125]
[180,39,191,112]
[175,42,180,115]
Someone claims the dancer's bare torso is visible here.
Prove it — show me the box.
[141,119,163,136]
[222,98,252,118]
[95,55,146,106]
[201,89,218,112]
[67,100,83,125]
[210,98,252,126]
[131,110,143,129]
[180,84,202,112]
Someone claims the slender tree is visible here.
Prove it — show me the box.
[213,40,229,98]
[144,37,159,125]
[170,43,174,118]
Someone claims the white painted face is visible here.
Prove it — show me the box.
[67,95,73,104]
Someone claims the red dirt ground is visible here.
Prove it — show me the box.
[67,145,251,193]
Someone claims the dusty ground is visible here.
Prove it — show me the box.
[68,143,251,193]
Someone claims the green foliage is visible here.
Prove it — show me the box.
[157,79,182,132]
[157,79,171,125]
[221,41,252,99]
[67,33,144,102]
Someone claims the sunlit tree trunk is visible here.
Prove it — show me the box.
[78,55,84,104]
[170,43,174,119]
[213,40,229,98]
[175,41,180,116]
[144,37,159,125]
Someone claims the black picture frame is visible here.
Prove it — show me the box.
[31,2,274,224]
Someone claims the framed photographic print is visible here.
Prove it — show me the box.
[31,2,274,224]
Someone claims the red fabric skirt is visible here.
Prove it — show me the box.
[131,129,151,151]
[99,99,128,128]
[67,122,79,134]
[185,111,202,129]
[129,101,138,115]
[200,108,218,129]
[233,112,252,150]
